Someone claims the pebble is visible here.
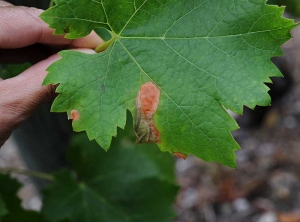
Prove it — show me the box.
[257,212,278,222]
[232,198,251,212]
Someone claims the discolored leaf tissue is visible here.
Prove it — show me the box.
[41,0,297,167]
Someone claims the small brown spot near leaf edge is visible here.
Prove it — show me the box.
[173,152,188,160]
[68,110,80,122]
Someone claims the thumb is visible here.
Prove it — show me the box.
[4,48,96,113]
[0,49,95,146]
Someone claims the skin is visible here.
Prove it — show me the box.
[0,1,103,147]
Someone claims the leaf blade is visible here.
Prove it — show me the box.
[41,0,297,167]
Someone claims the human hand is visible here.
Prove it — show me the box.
[0,1,103,146]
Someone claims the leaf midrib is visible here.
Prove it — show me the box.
[117,27,291,39]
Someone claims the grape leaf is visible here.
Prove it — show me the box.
[0,174,47,222]
[41,0,297,167]
[42,122,178,222]
[0,63,31,79]
[268,0,300,16]
[0,195,8,217]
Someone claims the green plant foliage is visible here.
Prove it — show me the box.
[41,0,297,167]
[0,63,31,79]
[41,120,178,222]
[0,174,47,222]
[0,115,177,222]
[94,28,112,42]
[268,0,300,16]
[0,195,8,217]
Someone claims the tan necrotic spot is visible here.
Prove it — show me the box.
[138,82,160,115]
[134,82,161,143]
[69,110,80,121]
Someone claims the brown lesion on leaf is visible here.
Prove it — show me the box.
[173,152,188,160]
[62,27,70,34]
[134,82,161,143]
[61,20,71,34]
[68,110,80,122]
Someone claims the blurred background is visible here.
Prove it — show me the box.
[1,0,300,221]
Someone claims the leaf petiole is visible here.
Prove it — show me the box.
[0,168,54,181]
[95,31,117,53]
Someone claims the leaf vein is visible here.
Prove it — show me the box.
[119,27,291,39]
[207,4,237,37]
[54,54,109,110]
[95,43,117,135]
[163,39,218,79]
[163,0,208,37]
[47,17,107,25]
[118,0,148,35]
[100,0,114,31]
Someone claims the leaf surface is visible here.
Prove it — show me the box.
[41,0,296,167]
[0,195,8,217]
[0,63,31,79]
[42,120,178,222]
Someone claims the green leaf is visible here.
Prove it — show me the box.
[94,28,112,42]
[41,0,297,167]
[0,174,22,219]
[0,174,47,222]
[0,63,31,79]
[0,195,8,217]
[40,0,109,39]
[268,0,300,16]
[42,120,178,222]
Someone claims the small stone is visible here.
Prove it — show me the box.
[232,198,251,212]
[220,203,233,215]
[257,212,277,222]
[283,116,297,129]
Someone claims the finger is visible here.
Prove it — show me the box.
[8,48,96,107]
[0,49,96,146]
[0,7,103,49]
[70,31,104,49]
[0,54,62,127]
[0,1,13,7]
